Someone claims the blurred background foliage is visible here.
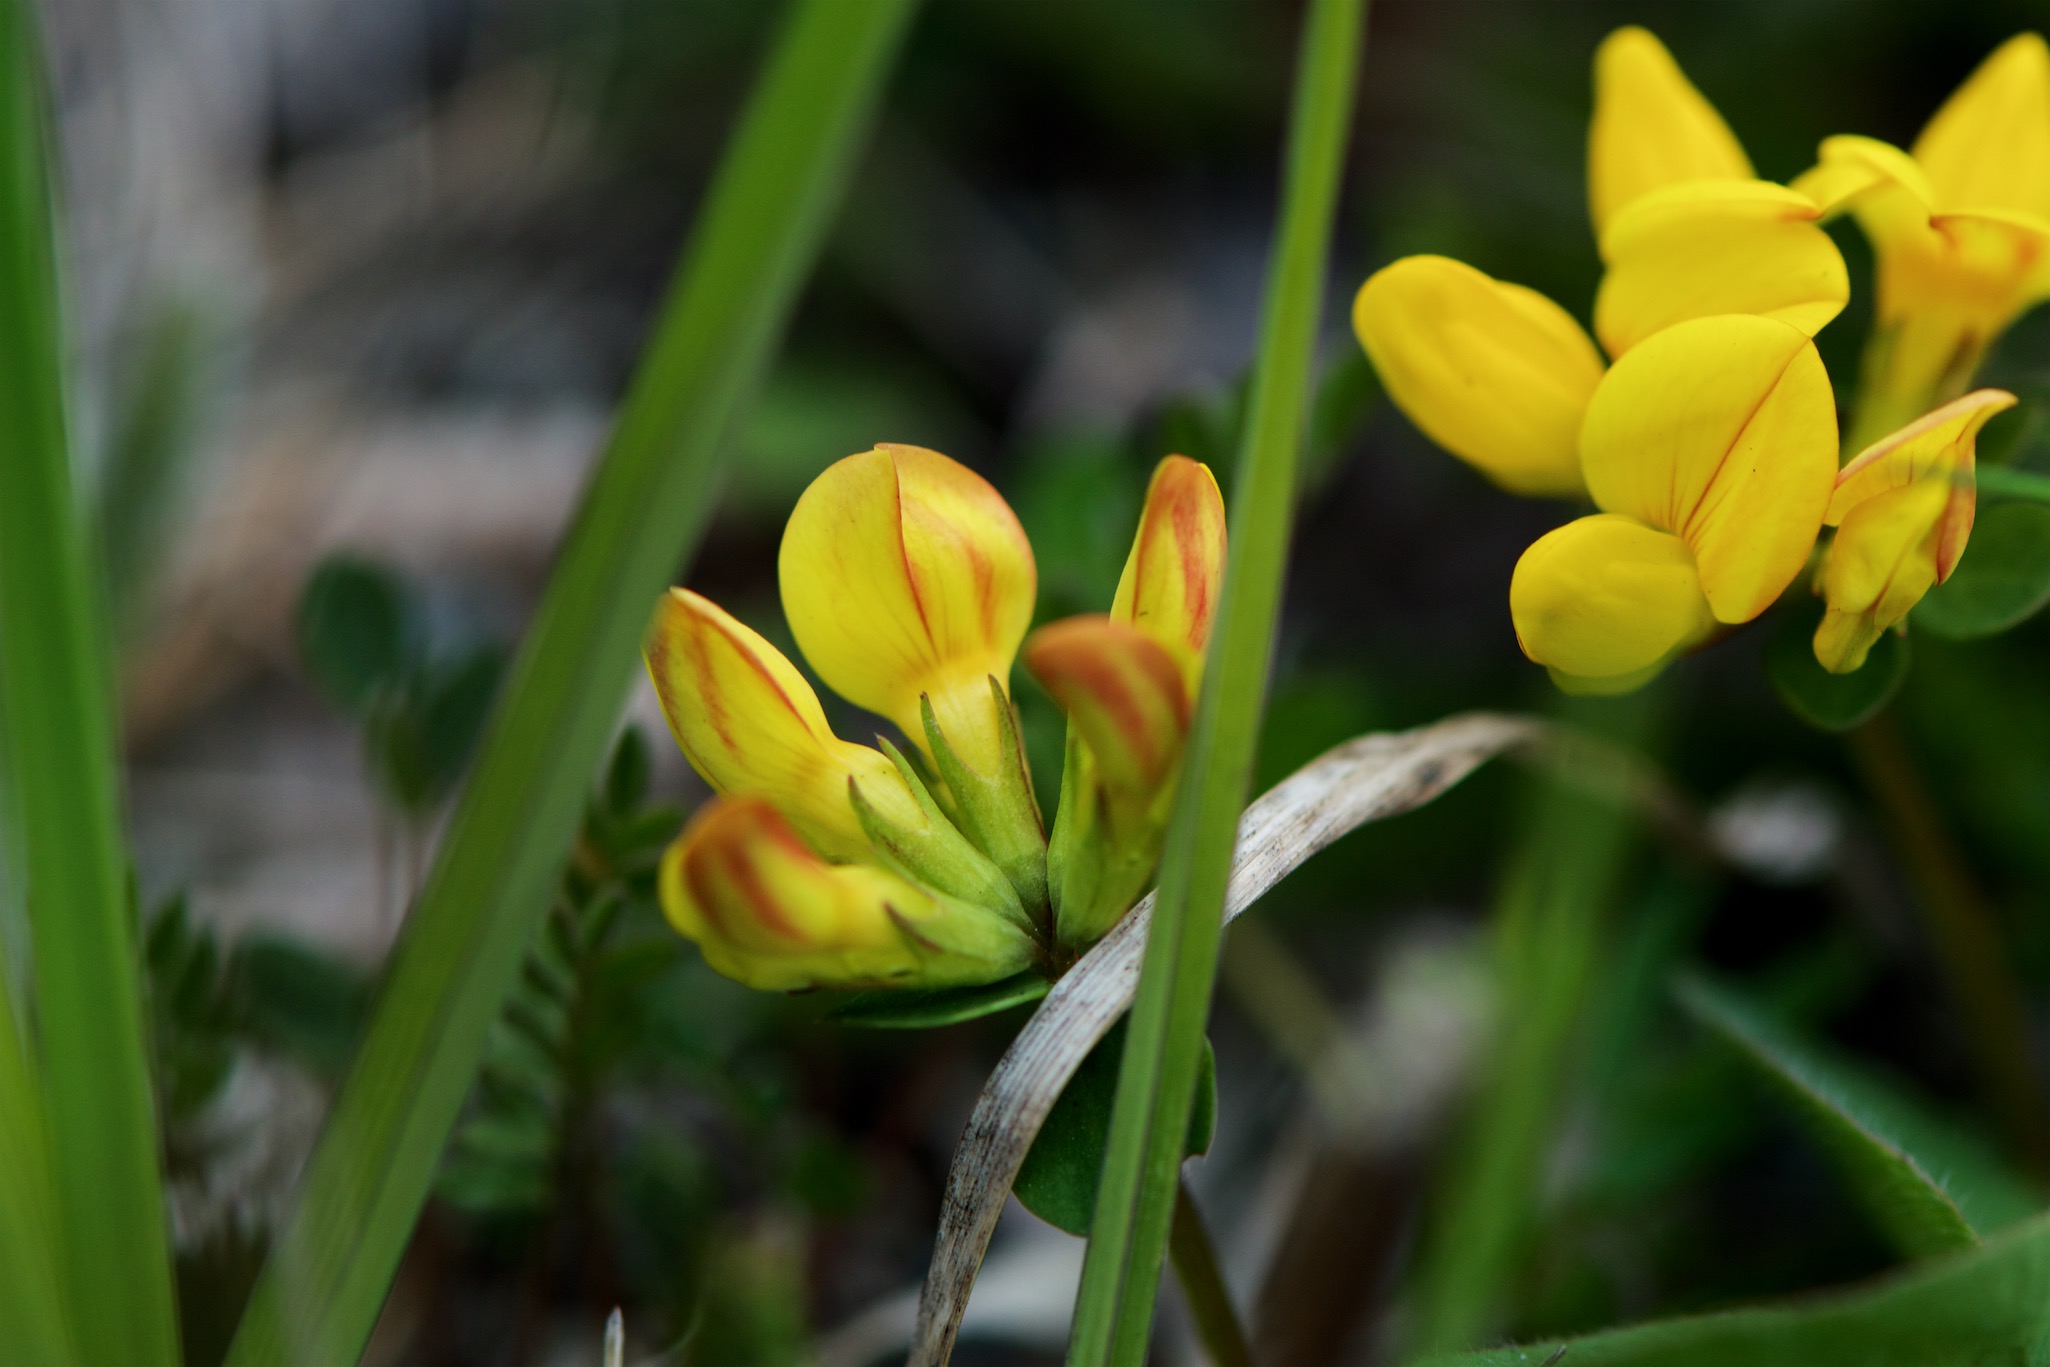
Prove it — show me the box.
[47,0,2050,1360]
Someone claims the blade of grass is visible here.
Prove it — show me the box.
[0,1,182,1362]
[1066,2,1365,1363]
[0,956,73,1362]
[225,3,919,1362]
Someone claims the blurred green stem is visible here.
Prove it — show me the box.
[1849,712,2050,1174]
[1975,466,2050,505]
[1170,1181,1251,1367]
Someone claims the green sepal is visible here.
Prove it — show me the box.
[847,739,1031,936]
[922,678,1050,929]
[1047,731,1176,951]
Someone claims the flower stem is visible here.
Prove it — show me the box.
[1170,1180,1253,1367]
[1849,712,2050,1173]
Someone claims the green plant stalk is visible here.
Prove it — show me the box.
[0,1,182,1362]
[1404,741,1638,1356]
[1066,2,1365,1362]
[0,960,73,1363]
[1974,465,2050,505]
[1169,1180,1252,1367]
[1849,712,2050,1173]
[224,2,920,1362]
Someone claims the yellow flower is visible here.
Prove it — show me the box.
[644,587,921,862]
[1814,389,2018,673]
[1792,35,2050,448]
[1032,457,1226,947]
[779,443,1037,777]
[1353,256,1605,497]
[1587,26,1753,235]
[1510,314,1839,693]
[660,798,1036,993]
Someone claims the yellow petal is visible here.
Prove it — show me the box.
[1588,27,1753,235]
[1829,388,2015,577]
[1110,455,1226,696]
[1509,514,1715,691]
[1816,479,1952,674]
[1791,134,1937,216]
[1352,255,1604,497]
[1580,314,1838,624]
[1594,181,1848,357]
[1912,34,2050,221]
[780,444,1036,774]
[661,798,1033,992]
[1025,616,1189,797]
[644,588,919,861]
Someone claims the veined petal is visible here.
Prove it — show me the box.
[1829,388,2015,579]
[1595,181,1848,357]
[1912,33,2050,221]
[1581,314,1837,624]
[1509,514,1715,692]
[1816,479,1952,675]
[1588,27,1753,235]
[1025,616,1189,797]
[660,798,1034,992]
[644,588,919,861]
[1353,255,1604,497]
[780,444,1036,774]
[1109,456,1226,696]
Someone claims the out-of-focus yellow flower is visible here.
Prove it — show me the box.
[1593,181,1848,357]
[1588,26,1753,235]
[644,588,921,862]
[659,798,1036,993]
[1353,256,1606,497]
[779,443,1037,777]
[1511,314,1839,692]
[1793,35,2050,448]
[1814,389,2018,673]
[1033,457,1225,948]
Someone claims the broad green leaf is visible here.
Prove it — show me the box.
[1914,501,2050,640]
[1767,596,1908,732]
[225,4,920,1362]
[1070,2,1364,1362]
[827,971,1051,1029]
[1426,1210,2050,1367]
[0,1,180,1360]
[1014,1022,1217,1237]
[296,555,418,718]
[1676,973,2038,1259]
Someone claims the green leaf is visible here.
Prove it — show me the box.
[0,1,181,1360]
[1424,1211,2050,1367]
[296,555,418,718]
[1014,1022,1217,1237]
[1070,2,1364,1361]
[1767,596,1909,732]
[826,971,1050,1029]
[1675,973,2038,1260]
[226,935,373,1082]
[225,4,920,1363]
[1913,501,2050,640]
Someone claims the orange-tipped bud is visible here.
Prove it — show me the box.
[660,798,1036,993]
[644,589,922,861]
[1026,616,1190,797]
[779,444,1036,776]
[1111,456,1227,695]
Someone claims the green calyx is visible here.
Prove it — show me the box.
[1047,730,1178,950]
[847,738,1033,938]
[921,678,1051,933]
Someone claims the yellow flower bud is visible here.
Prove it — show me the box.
[1109,456,1227,695]
[660,798,1036,993]
[643,588,920,862]
[1026,616,1190,799]
[779,444,1036,776]
[1815,389,2017,673]
[1354,255,1605,497]
[1588,27,1753,236]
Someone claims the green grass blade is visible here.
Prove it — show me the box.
[224,2,919,1362]
[1676,973,2038,1257]
[0,960,74,1363]
[0,1,182,1361]
[1424,1210,2050,1367]
[1066,2,1365,1362]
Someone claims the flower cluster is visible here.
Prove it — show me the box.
[1355,26,2042,688]
[645,445,1224,991]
